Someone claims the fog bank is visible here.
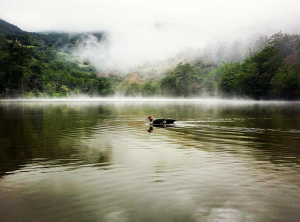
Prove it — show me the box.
[1,0,300,72]
[2,97,299,106]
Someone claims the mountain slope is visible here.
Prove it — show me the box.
[0,19,25,35]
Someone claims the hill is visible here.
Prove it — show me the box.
[0,18,104,52]
[0,18,120,98]
[30,31,104,52]
[0,19,25,35]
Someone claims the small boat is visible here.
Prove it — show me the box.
[147,115,176,125]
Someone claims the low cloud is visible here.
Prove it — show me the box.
[72,22,210,72]
[2,0,300,72]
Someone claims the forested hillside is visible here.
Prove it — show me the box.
[0,19,24,35]
[123,32,300,99]
[0,19,120,98]
[1,18,299,99]
[219,33,300,99]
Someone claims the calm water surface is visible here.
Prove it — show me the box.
[0,101,299,222]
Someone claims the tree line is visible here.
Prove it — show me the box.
[0,34,119,98]
[126,32,300,99]
[0,29,300,100]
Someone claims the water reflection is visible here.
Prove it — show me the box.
[147,125,176,133]
[0,101,299,222]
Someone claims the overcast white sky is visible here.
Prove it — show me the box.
[1,0,299,33]
[1,0,300,71]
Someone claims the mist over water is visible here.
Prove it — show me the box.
[3,97,300,104]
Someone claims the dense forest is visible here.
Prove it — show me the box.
[123,32,300,99]
[1,18,300,99]
[0,19,119,98]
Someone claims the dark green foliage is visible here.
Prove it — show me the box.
[159,61,221,97]
[141,81,160,96]
[59,85,69,96]
[44,82,56,96]
[271,64,300,99]
[125,83,140,96]
[161,63,201,97]
[218,62,242,96]
[247,46,284,75]
[30,32,104,52]
[219,46,287,99]
[0,19,24,35]
[217,32,300,99]
[0,40,33,97]
[194,60,220,96]
[0,35,119,98]
[268,32,300,58]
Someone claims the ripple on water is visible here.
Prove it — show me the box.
[0,102,300,222]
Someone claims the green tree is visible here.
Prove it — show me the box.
[59,85,69,96]
[96,77,115,96]
[271,66,299,99]
[44,82,56,96]
[0,40,33,97]
[202,67,222,96]
[15,45,32,96]
[219,62,242,96]
[161,63,200,97]
[141,81,160,96]
[125,83,140,96]
[219,46,284,99]
[268,32,300,58]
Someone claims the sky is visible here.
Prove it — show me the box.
[1,0,300,71]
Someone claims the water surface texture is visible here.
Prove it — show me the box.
[0,101,299,222]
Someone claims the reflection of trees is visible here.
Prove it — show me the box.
[1,102,299,178]
[0,103,115,177]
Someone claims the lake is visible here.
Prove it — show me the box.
[0,100,299,222]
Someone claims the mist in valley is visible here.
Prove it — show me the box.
[1,0,300,74]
